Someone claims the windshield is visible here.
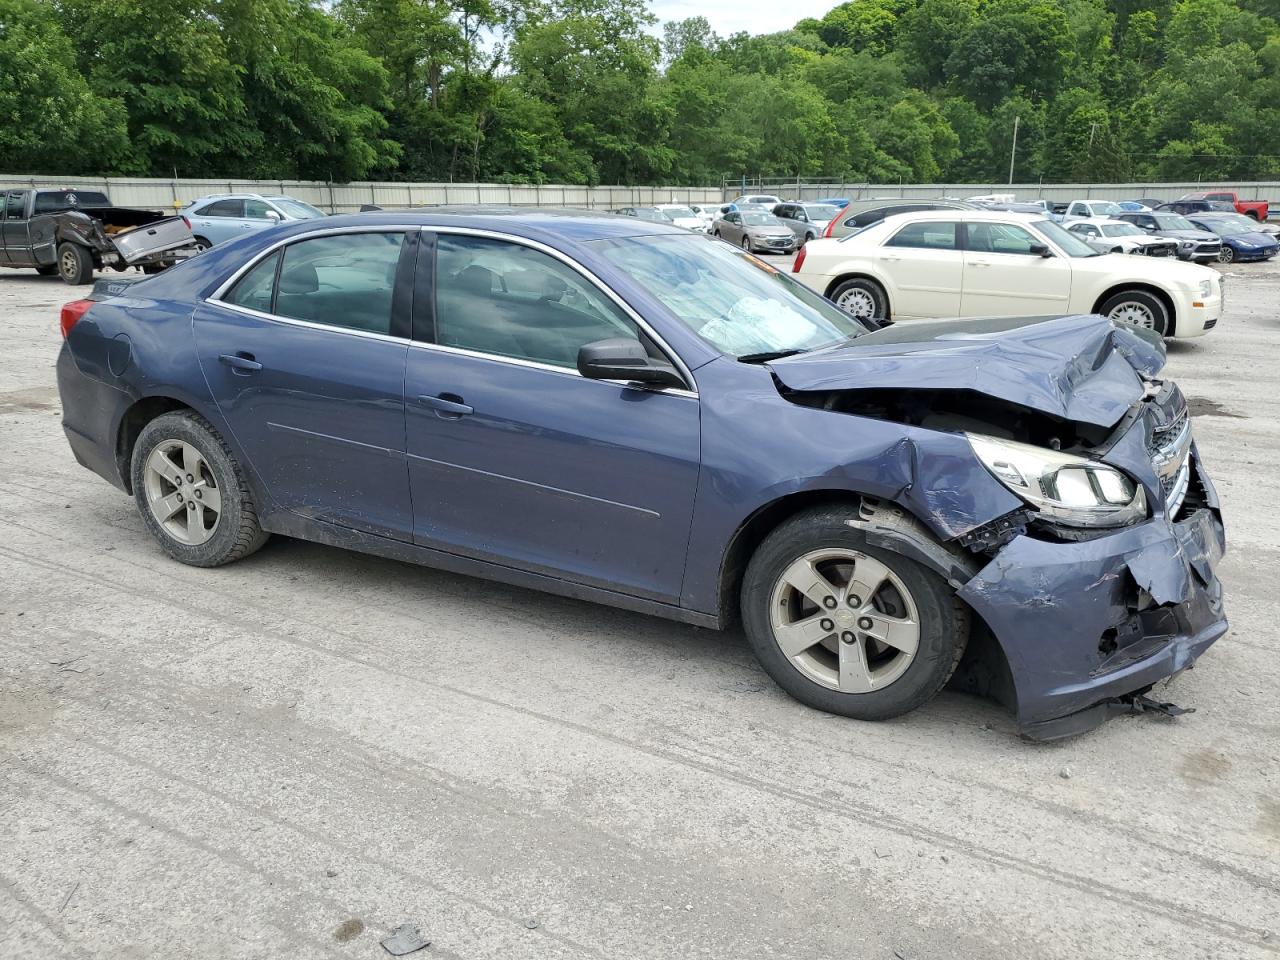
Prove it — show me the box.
[597,234,871,357]
[803,204,839,220]
[1101,223,1142,237]
[272,198,326,219]
[1198,219,1250,236]
[1034,219,1100,257]
[633,208,669,221]
[1152,214,1195,230]
[661,206,696,218]
[742,213,781,226]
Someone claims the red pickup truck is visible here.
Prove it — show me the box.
[1180,190,1271,222]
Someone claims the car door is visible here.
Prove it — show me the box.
[243,198,281,234]
[189,198,247,245]
[192,228,417,540]
[877,219,964,318]
[720,212,743,244]
[960,220,1072,317]
[404,231,700,603]
[2,191,31,266]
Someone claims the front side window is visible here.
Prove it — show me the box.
[885,221,958,250]
[244,199,274,220]
[273,232,404,334]
[965,222,1041,255]
[434,235,639,369]
[597,233,870,358]
[5,191,25,219]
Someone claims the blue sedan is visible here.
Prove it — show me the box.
[1187,214,1279,263]
[55,210,1227,738]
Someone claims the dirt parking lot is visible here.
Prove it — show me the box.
[1,258,1278,960]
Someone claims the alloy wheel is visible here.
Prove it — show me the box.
[59,248,79,280]
[1217,246,1234,263]
[768,548,920,694]
[1106,300,1157,329]
[143,440,222,545]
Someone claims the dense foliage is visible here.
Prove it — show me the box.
[1,0,1278,183]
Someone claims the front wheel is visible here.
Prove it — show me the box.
[57,242,94,284]
[1217,245,1234,264]
[130,410,269,567]
[829,277,888,321]
[741,506,968,721]
[1098,289,1170,336]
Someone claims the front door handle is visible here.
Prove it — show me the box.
[218,352,262,374]
[418,393,473,418]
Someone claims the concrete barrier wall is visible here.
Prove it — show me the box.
[0,175,724,213]
[740,181,1280,207]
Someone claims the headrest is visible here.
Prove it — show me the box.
[279,262,318,294]
[455,264,494,295]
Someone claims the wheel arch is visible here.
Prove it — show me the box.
[1091,282,1177,336]
[822,270,892,317]
[115,395,196,493]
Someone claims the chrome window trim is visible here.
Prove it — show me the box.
[205,222,699,396]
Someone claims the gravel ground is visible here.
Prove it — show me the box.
[1,259,1278,960]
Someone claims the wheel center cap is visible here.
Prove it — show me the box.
[836,609,856,627]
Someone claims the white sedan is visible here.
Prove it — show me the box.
[1067,218,1180,257]
[790,210,1222,338]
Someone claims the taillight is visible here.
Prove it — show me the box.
[60,299,93,339]
[793,244,807,273]
[182,215,191,230]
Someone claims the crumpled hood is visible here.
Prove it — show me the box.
[766,314,1165,429]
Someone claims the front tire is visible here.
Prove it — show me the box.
[57,242,94,284]
[741,505,968,721]
[1098,289,1170,336]
[130,411,269,567]
[1217,245,1235,264]
[829,277,888,321]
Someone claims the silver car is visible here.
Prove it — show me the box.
[182,194,326,249]
[772,202,841,245]
[712,210,797,253]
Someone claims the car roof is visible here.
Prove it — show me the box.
[1068,217,1134,227]
[877,209,1041,224]
[294,206,689,242]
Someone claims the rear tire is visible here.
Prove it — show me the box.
[1098,288,1170,336]
[57,242,94,285]
[130,410,269,567]
[193,236,212,253]
[829,277,888,321]
[741,235,752,252]
[741,505,968,721]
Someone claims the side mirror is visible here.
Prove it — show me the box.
[577,338,684,389]
[265,210,281,223]
[1029,243,1052,257]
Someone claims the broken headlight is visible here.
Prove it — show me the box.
[967,434,1147,529]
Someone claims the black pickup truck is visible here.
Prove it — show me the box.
[0,188,195,284]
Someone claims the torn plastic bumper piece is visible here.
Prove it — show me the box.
[958,500,1227,741]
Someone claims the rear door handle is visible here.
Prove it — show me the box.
[218,352,262,373]
[418,393,473,418]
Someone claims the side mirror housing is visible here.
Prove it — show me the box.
[577,338,684,389]
[1029,242,1052,257]
[265,210,281,223]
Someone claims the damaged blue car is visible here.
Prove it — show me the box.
[55,210,1227,739]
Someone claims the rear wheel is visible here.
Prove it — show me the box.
[57,242,94,285]
[741,235,752,252]
[130,411,268,567]
[1098,288,1170,336]
[830,277,888,321]
[741,506,968,721]
[193,236,211,254]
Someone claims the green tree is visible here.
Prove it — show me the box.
[0,0,130,173]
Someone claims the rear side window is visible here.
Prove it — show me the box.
[201,199,245,218]
[433,234,638,369]
[6,191,29,218]
[224,251,281,313]
[274,233,404,335]
[885,221,958,250]
[850,204,930,229]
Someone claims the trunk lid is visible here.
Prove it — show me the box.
[765,314,1165,429]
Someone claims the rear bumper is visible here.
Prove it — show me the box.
[56,342,132,492]
[958,457,1227,739]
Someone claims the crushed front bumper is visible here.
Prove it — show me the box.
[957,454,1227,740]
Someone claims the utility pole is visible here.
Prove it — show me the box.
[1008,115,1020,186]
[1088,122,1099,149]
